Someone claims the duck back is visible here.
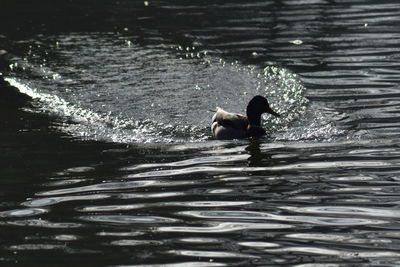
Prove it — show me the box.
[211,108,249,139]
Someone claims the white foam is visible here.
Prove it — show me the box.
[5,77,158,143]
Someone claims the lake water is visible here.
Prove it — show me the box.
[1,0,400,266]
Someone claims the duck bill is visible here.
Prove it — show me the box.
[267,107,280,117]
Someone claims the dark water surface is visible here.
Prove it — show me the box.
[2,0,400,266]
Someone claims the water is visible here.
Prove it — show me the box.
[1,0,400,266]
[4,34,311,143]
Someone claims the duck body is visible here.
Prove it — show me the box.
[211,95,279,140]
[211,107,249,139]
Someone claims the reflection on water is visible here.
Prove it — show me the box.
[2,0,400,266]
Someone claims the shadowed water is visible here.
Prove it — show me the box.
[1,0,400,266]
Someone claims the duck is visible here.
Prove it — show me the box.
[211,95,280,139]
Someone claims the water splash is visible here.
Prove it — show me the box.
[3,33,342,143]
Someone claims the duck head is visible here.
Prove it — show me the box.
[246,95,280,126]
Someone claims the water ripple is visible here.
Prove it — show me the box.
[264,246,400,259]
[125,159,399,179]
[286,233,392,245]
[80,215,179,225]
[168,249,258,259]
[177,210,386,226]
[116,262,227,267]
[5,219,81,228]
[282,206,400,219]
[22,194,110,207]
[121,154,248,171]
[158,222,292,233]
[0,208,47,217]
[36,180,159,196]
